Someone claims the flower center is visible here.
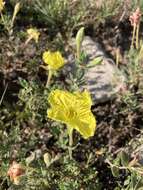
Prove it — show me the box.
[67,108,77,119]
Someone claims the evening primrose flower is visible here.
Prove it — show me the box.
[7,161,25,185]
[42,51,65,70]
[26,28,40,43]
[0,0,5,12]
[42,51,65,87]
[47,89,96,139]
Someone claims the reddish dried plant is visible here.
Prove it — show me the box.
[7,161,25,185]
[129,7,142,49]
[129,7,141,26]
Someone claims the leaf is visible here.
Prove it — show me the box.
[43,153,52,168]
[124,177,130,186]
[76,27,85,60]
[130,172,137,189]
[76,69,84,80]
[114,187,120,190]
[19,78,28,88]
[87,57,103,68]
[76,27,85,48]
[26,152,35,165]
[120,150,129,167]
[114,152,122,166]
[111,166,119,177]
[138,188,143,190]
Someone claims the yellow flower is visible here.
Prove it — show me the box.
[47,90,96,139]
[0,0,5,12]
[43,51,65,70]
[27,28,40,43]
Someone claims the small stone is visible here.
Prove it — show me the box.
[66,36,125,104]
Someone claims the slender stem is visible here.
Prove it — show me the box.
[131,24,136,49]
[0,12,5,26]
[68,129,73,160]
[0,12,11,35]
[105,158,143,175]
[0,83,8,106]
[46,69,52,88]
[136,23,140,49]
[77,46,80,62]
[116,48,119,67]
[24,36,33,47]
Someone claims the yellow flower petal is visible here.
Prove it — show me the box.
[42,51,65,70]
[48,90,76,108]
[0,0,5,12]
[47,90,96,139]
[48,106,67,123]
[27,28,40,43]
[74,90,93,109]
[73,113,96,139]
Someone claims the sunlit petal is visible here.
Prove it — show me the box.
[42,51,65,70]
[47,90,96,139]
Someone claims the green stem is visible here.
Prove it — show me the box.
[0,12,5,26]
[46,69,52,88]
[77,46,80,62]
[0,12,11,36]
[24,36,33,47]
[131,24,136,49]
[136,23,140,49]
[0,83,8,106]
[68,128,73,160]
[116,48,119,67]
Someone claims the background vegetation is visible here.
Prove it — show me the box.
[0,0,143,189]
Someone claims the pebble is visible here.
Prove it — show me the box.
[66,36,125,104]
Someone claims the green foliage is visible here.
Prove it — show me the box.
[131,0,143,13]
[34,0,69,25]
[18,79,48,121]
[120,151,130,167]
[1,1,143,189]
[33,0,82,36]
[96,0,122,22]
[122,171,143,190]
[111,166,120,177]
[0,30,100,189]
[0,1,20,35]
[109,149,143,190]
[119,45,143,112]
[87,57,103,68]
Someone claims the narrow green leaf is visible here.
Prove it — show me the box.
[111,166,119,177]
[76,27,85,60]
[114,187,120,190]
[130,172,137,189]
[19,78,28,88]
[87,57,103,68]
[26,152,35,165]
[120,151,129,167]
[124,177,130,186]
